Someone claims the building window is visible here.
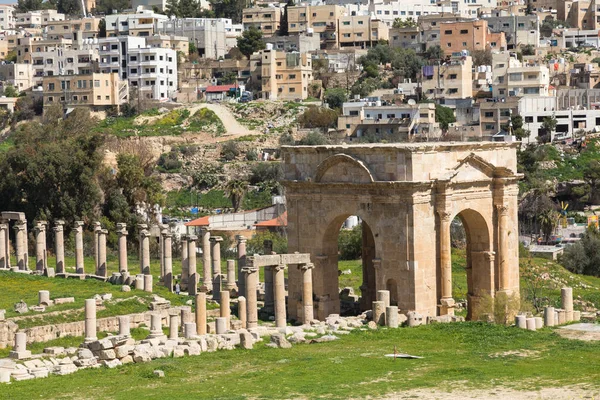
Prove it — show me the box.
[47,96,53,102]
[97,95,101,100]
[289,74,296,79]
[444,30,452,34]
[449,74,457,79]
[94,80,100,87]
[525,116,534,123]
[484,111,494,117]
[289,87,295,92]
[48,83,55,90]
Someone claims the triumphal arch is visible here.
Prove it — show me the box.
[282,142,521,321]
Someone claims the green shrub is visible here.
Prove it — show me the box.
[338,224,362,260]
[157,151,182,172]
[250,162,283,184]
[247,231,287,255]
[246,148,258,161]
[221,141,240,161]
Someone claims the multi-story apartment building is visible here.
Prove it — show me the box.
[147,34,189,54]
[264,33,321,53]
[419,14,464,49]
[16,37,99,85]
[336,15,389,48]
[483,13,540,49]
[43,72,128,111]
[45,17,102,40]
[390,27,422,52]
[15,9,64,28]
[0,63,34,91]
[99,36,177,100]
[287,4,345,37]
[337,100,439,140]
[439,19,506,54]
[0,4,15,31]
[253,48,312,100]
[104,10,168,37]
[159,18,229,59]
[242,6,281,37]
[492,52,550,99]
[422,55,474,100]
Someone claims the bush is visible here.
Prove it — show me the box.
[297,106,338,132]
[221,141,240,161]
[192,164,223,190]
[560,229,600,276]
[157,151,182,172]
[299,131,330,145]
[338,224,362,260]
[279,132,295,146]
[246,148,258,161]
[250,162,283,184]
[247,231,288,255]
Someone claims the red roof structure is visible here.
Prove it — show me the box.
[205,84,236,93]
[185,216,210,227]
[254,211,287,227]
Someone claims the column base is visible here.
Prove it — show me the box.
[438,298,455,316]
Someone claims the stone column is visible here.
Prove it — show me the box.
[372,258,383,291]
[169,314,179,340]
[0,222,7,269]
[201,229,212,291]
[215,317,227,334]
[159,226,166,281]
[264,266,274,315]
[187,235,198,295]
[38,290,50,306]
[386,306,399,328]
[377,290,390,309]
[515,314,527,329]
[372,300,385,326]
[300,263,314,324]
[544,306,555,327]
[497,205,509,290]
[93,222,101,273]
[184,322,197,339]
[97,229,108,277]
[226,259,236,291]
[274,264,286,328]
[148,313,164,339]
[561,287,574,322]
[163,232,173,292]
[238,296,247,329]
[237,235,247,297]
[243,262,259,329]
[210,236,223,278]
[195,293,207,335]
[181,235,189,290]
[180,306,192,328]
[14,220,26,270]
[139,229,150,275]
[84,299,97,342]
[118,316,130,337]
[116,223,128,273]
[212,274,222,302]
[220,290,230,328]
[526,317,536,331]
[9,332,31,359]
[144,274,153,292]
[53,221,65,274]
[438,211,455,315]
[34,221,47,272]
[74,221,85,275]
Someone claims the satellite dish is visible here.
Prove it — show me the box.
[407,99,417,105]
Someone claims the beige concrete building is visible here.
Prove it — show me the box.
[282,142,521,320]
[253,49,312,100]
[479,97,519,137]
[147,34,189,54]
[422,56,474,100]
[0,4,15,31]
[0,63,34,91]
[104,10,168,37]
[15,9,64,28]
[492,52,550,99]
[45,17,102,40]
[242,6,281,37]
[440,20,506,54]
[43,72,128,111]
[337,15,389,49]
[287,4,345,36]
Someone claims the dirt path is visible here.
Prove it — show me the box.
[186,103,259,138]
[379,386,600,399]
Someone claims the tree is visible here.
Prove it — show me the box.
[220,141,240,161]
[539,115,557,143]
[538,208,559,243]
[392,17,417,28]
[237,26,266,59]
[2,85,18,97]
[57,0,80,16]
[424,45,444,60]
[561,227,600,276]
[16,0,45,12]
[98,19,106,38]
[338,224,362,260]
[279,0,294,36]
[584,159,600,204]
[472,49,492,66]
[93,0,129,14]
[210,0,246,23]
[540,19,569,37]
[225,179,248,212]
[178,0,198,18]
[521,44,535,56]
[4,50,16,63]
[189,41,197,55]
[435,104,456,131]
[324,88,347,110]
[297,106,338,133]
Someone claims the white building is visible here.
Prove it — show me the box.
[104,10,168,37]
[0,4,15,31]
[492,52,550,99]
[15,9,64,28]
[159,18,230,59]
[99,36,177,100]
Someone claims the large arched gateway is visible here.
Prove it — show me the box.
[282,142,521,321]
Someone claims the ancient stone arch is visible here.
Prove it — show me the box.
[282,143,521,321]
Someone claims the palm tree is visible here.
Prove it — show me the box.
[538,209,559,243]
[225,179,248,212]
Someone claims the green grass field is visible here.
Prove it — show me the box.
[2,323,600,399]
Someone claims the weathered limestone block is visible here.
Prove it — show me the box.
[515,315,527,329]
[239,331,253,349]
[372,301,385,326]
[268,333,291,349]
[406,311,424,327]
[526,318,536,331]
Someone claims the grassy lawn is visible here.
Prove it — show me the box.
[2,323,600,399]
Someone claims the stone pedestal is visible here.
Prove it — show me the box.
[187,235,198,295]
[526,317,536,331]
[74,221,85,274]
[201,229,212,291]
[169,314,179,340]
[573,310,581,321]
[163,232,173,292]
[557,309,566,325]
[210,236,223,279]
[243,264,259,329]
[54,221,65,274]
[225,259,236,291]
[84,299,97,343]
[377,290,390,308]
[215,317,227,334]
[372,300,385,326]
[212,275,222,302]
[274,264,286,328]
[116,223,128,273]
[9,332,31,359]
[184,322,196,339]
[236,236,247,298]
[148,314,165,339]
[181,235,189,290]
[534,317,543,329]
[38,290,50,306]
[135,275,144,290]
[544,306,555,327]
[97,229,108,277]
[139,228,150,275]
[195,293,207,335]
[180,306,192,327]
[300,263,314,324]
[386,306,399,328]
[561,287,573,322]
[515,315,527,329]
[220,290,230,328]
[238,296,247,329]
[143,274,153,293]
[34,221,47,272]
[119,316,130,337]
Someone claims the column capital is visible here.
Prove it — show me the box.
[437,210,452,221]
[188,235,198,242]
[163,231,173,238]
[241,266,259,274]
[52,225,64,233]
[34,222,46,233]
[299,263,314,271]
[137,223,148,230]
[140,229,150,238]
[236,235,247,244]
[180,234,188,241]
[74,221,84,229]
[93,221,102,232]
[14,221,26,231]
[210,236,223,243]
[496,205,509,216]
[274,264,286,272]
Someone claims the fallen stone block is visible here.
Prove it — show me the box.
[102,359,122,369]
[53,298,75,305]
[43,347,66,356]
[269,333,292,349]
